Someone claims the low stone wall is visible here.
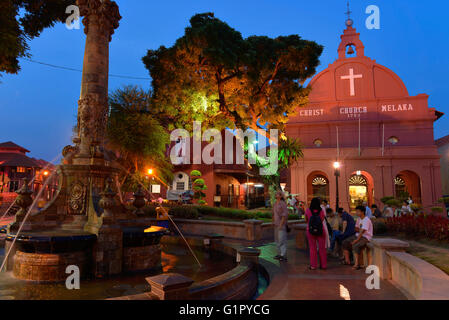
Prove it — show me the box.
[168,218,301,241]
[387,251,449,300]
[172,219,246,239]
[189,264,257,300]
[146,246,261,300]
[366,238,449,300]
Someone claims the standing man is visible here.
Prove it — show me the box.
[273,191,289,262]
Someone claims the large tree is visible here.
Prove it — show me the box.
[143,12,323,139]
[107,86,172,194]
[0,0,72,75]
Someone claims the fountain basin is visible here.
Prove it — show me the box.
[122,227,167,272]
[6,231,96,254]
[122,227,166,247]
[6,230,96,282]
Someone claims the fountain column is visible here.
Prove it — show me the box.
[74,0,121,164]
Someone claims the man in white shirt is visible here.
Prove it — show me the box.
[342,205,373,269]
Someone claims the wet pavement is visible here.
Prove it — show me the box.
[256,239,406,300]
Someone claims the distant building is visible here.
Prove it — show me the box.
[0,141,57,212]
[436,135,449,196]
[166,131,267,209]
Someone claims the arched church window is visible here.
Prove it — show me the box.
[394,177,406,186]
[314,139,323,147]
[312,176,328,186]
[388,136,399,145]
[349,175,367,186]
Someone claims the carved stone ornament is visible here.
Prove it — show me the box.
[77,93,109,145]
[68,181,87,215]
[77,0,121,41]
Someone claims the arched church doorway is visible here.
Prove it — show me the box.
[395,171,421,204]
[348,171,374,212]
[307,171,330,204]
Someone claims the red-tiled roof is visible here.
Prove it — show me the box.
[0,152,41,168]
[0,141,30,153]
[436,135,449,147]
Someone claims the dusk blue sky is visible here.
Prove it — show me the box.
[1,0,448,161]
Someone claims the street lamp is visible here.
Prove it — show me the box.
[333,161,341,212]
[147,168,154,199]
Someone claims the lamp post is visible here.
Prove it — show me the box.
[333,162,341,212]
[147,168,154,200]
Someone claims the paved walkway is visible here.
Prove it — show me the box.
[256,239,406,300]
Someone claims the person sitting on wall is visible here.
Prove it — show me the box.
[342,205,373,270]
[335,208,356,258]
[371,204,382,218]
[297,200,306,219]
[326,208,341,255]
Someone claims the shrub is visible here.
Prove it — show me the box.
[256,212,272,219]
[143,205,157,217]
[169,206,199,219]
[381,196,395,204]
[386,199,401,208]
[431,206,444,214]
[385,215,449,241]
[410,203,423,214]
[373,220,388,235]
[439,197,449,205]
[190,170,202,178]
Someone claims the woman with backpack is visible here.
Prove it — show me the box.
[305,197,328,270]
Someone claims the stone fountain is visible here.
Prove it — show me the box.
[5,0,165,282]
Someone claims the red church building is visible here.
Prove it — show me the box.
[286,19,444,212]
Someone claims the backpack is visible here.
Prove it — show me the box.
[309,210,323,236]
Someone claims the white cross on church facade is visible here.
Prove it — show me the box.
[341,68,363,96]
